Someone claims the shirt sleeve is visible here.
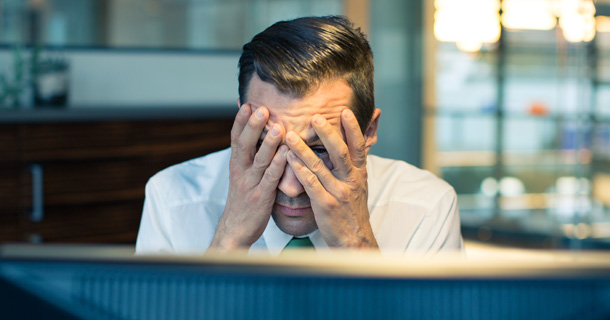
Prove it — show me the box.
[135,176,174,254]
[425,188,464,253]
[404,188,464,255]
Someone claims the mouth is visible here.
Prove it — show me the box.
[276,204,311,217]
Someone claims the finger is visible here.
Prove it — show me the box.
[236,106,269,166]
[249,123,284,180]
[311,114,352,177]
[286,150,331,202]
[258,145,289,191]
[230,104,251,148]
[341,109,367,168]
[285,131,337,191]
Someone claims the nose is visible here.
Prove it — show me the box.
[277,164,305,198]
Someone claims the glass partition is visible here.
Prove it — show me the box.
[0,0,342,50]
[429,0,610,249]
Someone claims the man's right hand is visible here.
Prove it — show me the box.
[210,104,287,251]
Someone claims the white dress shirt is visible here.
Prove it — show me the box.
[135,148,463,256]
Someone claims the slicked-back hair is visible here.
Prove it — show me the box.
[238,16,374,133]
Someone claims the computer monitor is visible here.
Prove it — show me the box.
[1,244,610,320]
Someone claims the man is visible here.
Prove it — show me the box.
[136,16,463,255]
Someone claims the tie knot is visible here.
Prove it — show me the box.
[285,237,314,249]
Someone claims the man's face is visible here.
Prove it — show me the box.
[245,74,354,236]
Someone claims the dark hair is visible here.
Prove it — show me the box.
[238,16,374,132]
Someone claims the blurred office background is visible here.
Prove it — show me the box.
[1,0,609,251]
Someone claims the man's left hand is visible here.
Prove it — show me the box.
[285,109,378,249]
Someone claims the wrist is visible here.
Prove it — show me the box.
[209,235,238,251]
[358,222,378,249]
[325,226,379,249]
[209,223,251,251]
[343,233,378,249]
[343,223,379,249]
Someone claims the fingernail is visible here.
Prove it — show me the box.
[256,108,265,119]
[270,125,280,137]
[287,150,296,159]
[314,115,326,126]
[343,109,354,119]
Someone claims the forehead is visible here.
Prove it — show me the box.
[246,75,353,138]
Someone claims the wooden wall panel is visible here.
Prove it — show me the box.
[0,166,21,242]
[0,125,21,242]
[0,125,19,163]
[0,166,19,213]
[21,202,144,243]
[21,122,144,162]
[21,159,149,207]
[144,119,233,157]
[2,117,233,244]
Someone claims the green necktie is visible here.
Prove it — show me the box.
[284,237,314,249]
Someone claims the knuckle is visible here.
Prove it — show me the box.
[343,165,354,176]
[356,141,366,154]
[252,155,268,171]
[229,159,244,175]
[361,169,368,180]
[262,135,280,149]
[311,158,326,174]
[262,169,281,185]
[347,172,366,189]
[349,181,361,194]
[337,146,350,163]
[236,138,249,152]
[336,186,350,201]
[234,117,247,130]
[325,198,340,211]
[249,189,262,203]
[229,165,240,177]
[305,173,318,187]
[271,153,286,169]
[244,174,259,189]
[348,176,360,187]
[230,117,247,138]
[230,129,242,145]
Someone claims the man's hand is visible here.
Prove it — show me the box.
[285,109,378,248]
[210,104,287,251]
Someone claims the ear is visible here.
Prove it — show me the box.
[364,108,381,154]
[237,98,241,108]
